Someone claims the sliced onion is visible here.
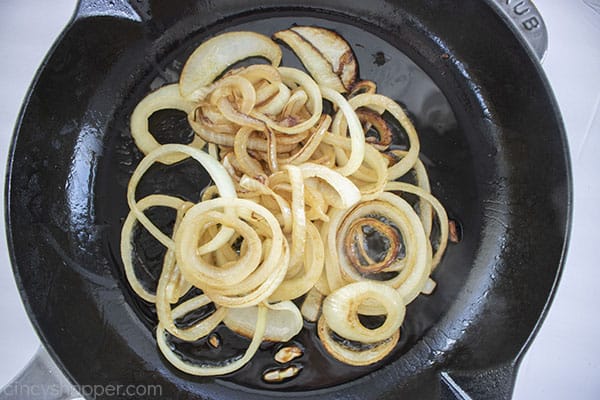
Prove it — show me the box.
[239,175,292,233]
[224,301,302,342]
[385,181,448,270]
[180,32,282,100]
[233,127,267,177]
[325,192,430,308]
[157,283,226,342]
[235,64,282,85]
[321,86,365,176]
[208,75,257,114]
[356,107,393,151]
[188,115,298,153]
[323,133,388,200]
[301,287,324,322]
[322,281,405,343]
[387,150,433,236]
[317,315,399,366]
[421,277,437,295]
[157,304,267,376]
[257,82,291,115]
[121,194,186,303]
[130,84,204,165]
[281,115,331,165]
[176,198,289,308]
[299,163,361,209]
[349,80,377,97]
[284,165,306,269]
[273,29,346,93]
[127,144,236,249]
[347,93,420,180]
[251,67,322,134]
[270,221,324,302]
[290,26,357,91]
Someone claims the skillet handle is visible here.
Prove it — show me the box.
[440,362,517,400]
[0,347,83,400]
[74,0,142,22]
[486,0,548,60]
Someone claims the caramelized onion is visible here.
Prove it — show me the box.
[125,27,450,377]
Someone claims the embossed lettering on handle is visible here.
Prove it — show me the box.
[489,0,548,60]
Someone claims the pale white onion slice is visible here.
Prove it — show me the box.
[239,175,292,233]
[322,281,405,343]
[121,194,185,303]
[224,301,302,342]
[269,222,324,302]
[299,163,360,209]
[180,32,282,100]
[157,304,267,376]
[127,143,236,250]
[301,286,324,322]
[320,86,365,176]
[322,133,388,200]
[421,277,437,295]
[130,84,204,165]
[284,165,306,269]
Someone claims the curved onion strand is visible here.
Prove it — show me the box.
[130,84,205,165]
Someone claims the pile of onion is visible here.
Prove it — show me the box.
[122,27,449,376]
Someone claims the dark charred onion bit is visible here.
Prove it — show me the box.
[348,80,377,98]
[448,219,461,243]
[274,345,303,364]
[356,108,393,151]
[344,217,400,274]
[262,365,302,383]
[208,333,221,349]
[382,150,401,167]
[231,235,244,255]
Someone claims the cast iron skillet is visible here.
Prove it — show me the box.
[5,0,571,399]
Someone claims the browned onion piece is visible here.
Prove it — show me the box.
[349,80,377,97]
[344,217,401,274]
[273,29,346,93]
[290,26,358,91]
[356,108,393,151]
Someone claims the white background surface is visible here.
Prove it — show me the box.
[0,1,598,398]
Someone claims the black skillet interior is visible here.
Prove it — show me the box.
[6,0,570,399]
